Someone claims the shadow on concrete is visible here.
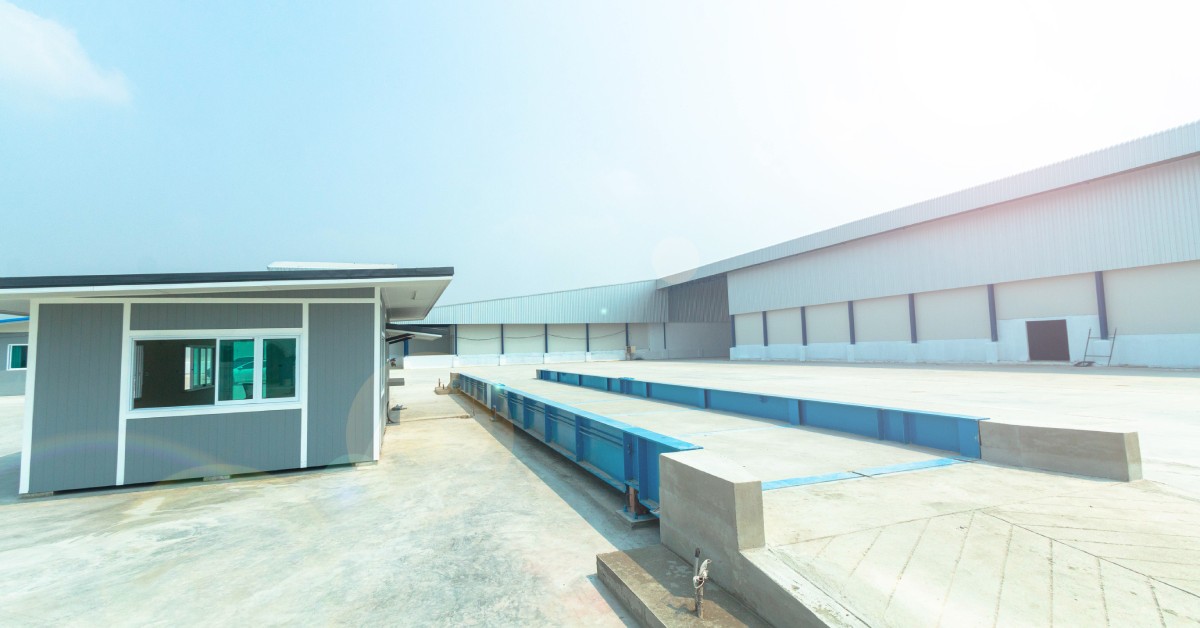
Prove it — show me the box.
[457,392,659,554]
[0,449,358,508]
[0,451,19,505]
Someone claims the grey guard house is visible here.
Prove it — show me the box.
[0,267,452,495]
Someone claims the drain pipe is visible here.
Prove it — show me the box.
[693,548,711,618]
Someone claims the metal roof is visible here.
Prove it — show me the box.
[409,280,668,324]
[0,267,454,322]
[0,267,453,290]
[659,119,1200,287]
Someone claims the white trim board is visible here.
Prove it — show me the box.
[18,302,39,494]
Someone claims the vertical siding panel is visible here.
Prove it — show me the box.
[307,303,374,466]
[28,304,123,493]
[131,303,301,330]
[123,410,301,484]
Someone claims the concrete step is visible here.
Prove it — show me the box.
[597,545,771,628]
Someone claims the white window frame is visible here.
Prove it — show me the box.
[127,330,301,416]
[6,344,27,371]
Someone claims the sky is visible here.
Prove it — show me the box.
[1,1,1198,305]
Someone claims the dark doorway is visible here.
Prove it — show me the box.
[1026,319,1070,361]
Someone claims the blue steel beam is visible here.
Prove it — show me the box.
[452,372,701,513]
[538,369,989,458]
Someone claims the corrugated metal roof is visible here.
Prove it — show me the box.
[659,119,1200,287]
[405,280,668,324]
[726,154,1200,313]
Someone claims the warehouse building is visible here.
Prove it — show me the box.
[397,277,731,368]
[1,266,452,495]
[402,120,1200,369]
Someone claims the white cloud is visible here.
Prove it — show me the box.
[0,1,129,104]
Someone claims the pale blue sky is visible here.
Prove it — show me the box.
[2,1,1198,304]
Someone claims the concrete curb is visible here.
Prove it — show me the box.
[981,422,1142,480]
[596,546,770,627]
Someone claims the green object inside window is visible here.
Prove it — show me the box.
[263,338,297,399]
[218,339,255,401]
[8,345,27,369]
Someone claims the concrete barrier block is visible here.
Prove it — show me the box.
[659,451,864,627]
[981,422,1142,481]
[659,450,765,577]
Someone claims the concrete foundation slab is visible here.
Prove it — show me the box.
[597,545,770,627]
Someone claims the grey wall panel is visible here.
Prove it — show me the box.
[123,410,302,484]
[131,303,302,330]
[668,275,731,322]
[140,288,375,299]
[728,155,1200,314]
[307,303,375,466]
[412,280,668,324]
[663,120,1200,287]
[0,332,28,396]
[28,304,123,493]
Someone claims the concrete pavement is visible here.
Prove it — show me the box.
[459,361,1200,627]
[0,390,655,626]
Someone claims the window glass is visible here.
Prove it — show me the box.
[218,339,255,401]
[262,338,297,399]
[133,339,216,409]
[184,345,214,391]
[8,345,27,369]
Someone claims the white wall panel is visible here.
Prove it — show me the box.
[995,273,1096,320]
[547,324,587,352]
[766,308,804,345]
[915,287,990,341]
[1105,260,1200,335]
[503,324,544,354]
[728,155,1200,314]
[628,323,652,352]
[806,302,850,344]
[854,295,910,342]
[589,323,627,351]
[733,313,763,346]
[457,324,502,355]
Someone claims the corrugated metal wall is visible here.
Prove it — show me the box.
[124,410,302,484]
[28,304,123,493]
[413,280,668,324]
[668,275,730,322]
[131,303,302,330]
[307,303,375,466]
[663,119,1200,287]
[728,155,1200,314]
